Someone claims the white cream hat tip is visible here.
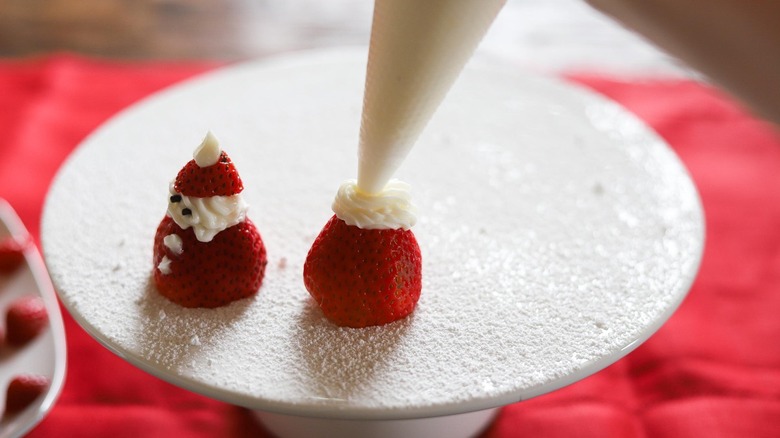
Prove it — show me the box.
[193,131,221,167]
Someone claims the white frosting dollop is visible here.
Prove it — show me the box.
[163,234,184,255]
[194,131,221,167]
[158,256,172,275]
[332,179,417,230]
[167,182,248,242]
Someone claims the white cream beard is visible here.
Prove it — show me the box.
[332,179,417,230]
[167,182,248,242]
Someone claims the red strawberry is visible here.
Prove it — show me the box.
[0,236,27,273]
[4,374,49,416]
[303,215,422,328]
[153,216,267,308]
[6,296,48,346]
[174,151,243,197]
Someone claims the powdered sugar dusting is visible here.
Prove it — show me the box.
[41,51,703,419]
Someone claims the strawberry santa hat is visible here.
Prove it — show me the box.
[166,132,250,243]
[153,132,267,308]
[173,131,244,198]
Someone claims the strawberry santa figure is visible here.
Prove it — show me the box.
[152,132,267,308]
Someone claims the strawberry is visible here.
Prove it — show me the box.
[303,215,422,328]
[153,216,267,308]
[0,236,27,273]
[154,136,267,308]
[6,296,48,347]
[4,374,49,416]
[174,151,243,197]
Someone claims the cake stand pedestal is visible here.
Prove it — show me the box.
[255,408,498,438]
[41,49,704,438]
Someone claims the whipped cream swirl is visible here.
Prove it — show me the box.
[332,179,417,230]
[167,182,248,242]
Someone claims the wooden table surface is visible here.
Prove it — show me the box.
[0,0,372,60]
[0,0,682,76]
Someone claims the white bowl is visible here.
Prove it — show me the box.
[0,200,67,438]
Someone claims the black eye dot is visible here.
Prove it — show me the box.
[170,195,182,203]
[182,208,192,216]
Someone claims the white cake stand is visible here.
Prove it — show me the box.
[41,49,704,438]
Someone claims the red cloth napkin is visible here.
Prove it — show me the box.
[1,56,779,437]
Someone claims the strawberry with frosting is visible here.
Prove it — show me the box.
[304,179,422,328]
[152,132,267,308]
